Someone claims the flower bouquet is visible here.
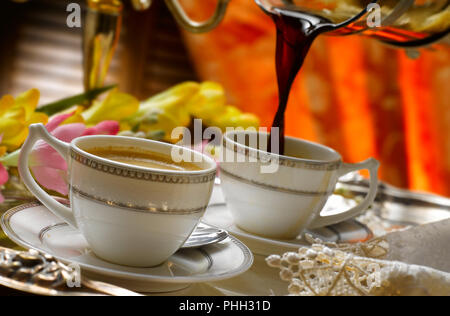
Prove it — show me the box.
[0,81,260,204]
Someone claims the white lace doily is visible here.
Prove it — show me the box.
[267,219,450,296]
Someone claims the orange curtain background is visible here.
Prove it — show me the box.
[180,0,450,197]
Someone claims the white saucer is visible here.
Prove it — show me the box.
[1,202,253,293]
[204,186,373,256]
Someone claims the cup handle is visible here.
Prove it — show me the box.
[18,124,78,228]
[308,158,380,229]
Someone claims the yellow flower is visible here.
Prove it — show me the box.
[127,82,200,142]
[186,81,227,121]
[211,105,260,131]
[82,90,140,125]
[0,145,6,158]
[184,82,260,131]
[52,106,86,125]
[117,81,261,142]
[0,89,48,151]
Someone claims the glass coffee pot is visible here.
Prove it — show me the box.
[128,0,449,45]
[255,0,450,47]
[82,0,448,91]
[12,0,447,90]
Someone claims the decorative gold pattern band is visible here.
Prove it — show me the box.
[220,168,332,196]
[223,139,341,171]
[72,186,207,215]
[38,223,69,244]
[70,149,216,184]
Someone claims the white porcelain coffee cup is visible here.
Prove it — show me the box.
[18,124,217,267]
[220,130,379,239]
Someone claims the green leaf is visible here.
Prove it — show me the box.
[36,84,117,116]
[146,130,165,141]
[0,149,20,167]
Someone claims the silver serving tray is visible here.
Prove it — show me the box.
[338,173,450,226]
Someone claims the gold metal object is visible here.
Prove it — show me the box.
[131,0,152,11]
[164,0,231,34]
[82,0,231,92]
[83,0,123,92]
[0,246,141,296]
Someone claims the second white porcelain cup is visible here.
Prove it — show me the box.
[220,130,379,239]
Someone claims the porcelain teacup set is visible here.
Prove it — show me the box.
[16,124,379,269]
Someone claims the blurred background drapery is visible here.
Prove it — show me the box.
[179,0,450,197]
[0,0,448,196]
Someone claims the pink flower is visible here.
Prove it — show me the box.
[0,166,8,204]
[0,135,9,203]
[30,112,119,195]
[0,165,8,203]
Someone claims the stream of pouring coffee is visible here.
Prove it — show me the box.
[268,8,334,154]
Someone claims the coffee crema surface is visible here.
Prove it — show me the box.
[86,147,202,171]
